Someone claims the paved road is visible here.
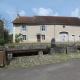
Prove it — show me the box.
[0,60,80,80]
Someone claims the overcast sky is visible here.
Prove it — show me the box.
[0,0,80,34]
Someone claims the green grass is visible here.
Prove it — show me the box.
[4,42,50,46]
[1,53,80,69]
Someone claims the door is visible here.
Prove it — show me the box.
[79,35,80,41]
[37,35,41,42]
[59,32,68,42]
[72,35,75,42]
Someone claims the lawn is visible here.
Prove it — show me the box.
[5,43,50,46]
[4,53,80,69]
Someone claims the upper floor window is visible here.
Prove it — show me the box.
[22,25,26,31]
[40,25,47,31]
[63,25,65,28]
[20,25,28,31]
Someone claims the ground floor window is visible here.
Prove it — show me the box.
[41,35,45,40]
[22,35,28,40]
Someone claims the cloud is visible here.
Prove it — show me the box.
[6,11,14,15]
[54,13,59,16]
[6,11,15,20]
[19,10,26,16]
[33,7,58,16]
[7,10,26,19]
[71,8,79,17]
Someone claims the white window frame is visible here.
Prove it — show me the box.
[40,25,47,31]
[26,35,28,41]
[41,35,45,40]
[21,35,28,41]
[20,25,28,31]
[22,35,26,40]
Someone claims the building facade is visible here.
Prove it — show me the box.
[13,16,80,43]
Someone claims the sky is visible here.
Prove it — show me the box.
[0,0,80,34]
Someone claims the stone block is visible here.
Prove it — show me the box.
[38,51,43,57]
[50,47,66,54]
[67,46,77,54]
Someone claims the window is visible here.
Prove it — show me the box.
[72,35,75,42]
[40,25,47,31]
[22,35,26,40]
[79,35,80,41]
[22,25,26,31]
[21,35,28,40]
[20,25,28,31]
[63,25,65,28]
[41,35,45,40]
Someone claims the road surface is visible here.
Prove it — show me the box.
[0,60,80,80]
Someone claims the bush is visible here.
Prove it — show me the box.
[15,33,22,43]
[15,38,21,43]
[0,39,4,46]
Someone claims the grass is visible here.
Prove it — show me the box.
[50,53,80,62]
[4,42,50,46]
[0,53,80,69]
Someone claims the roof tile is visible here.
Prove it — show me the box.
[13,16,80,26]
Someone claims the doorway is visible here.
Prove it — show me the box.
[72,35,75,42]
[37,34,41,42]
[59,32,68,42]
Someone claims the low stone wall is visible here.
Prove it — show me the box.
[50,47,66,54]
[5,44,51,51]
[50,46,78,54]
[67,46,78,54]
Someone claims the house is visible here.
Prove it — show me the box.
[0,20,4,40]
[12,15,80,43]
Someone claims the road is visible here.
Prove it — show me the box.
[0,60,80,80]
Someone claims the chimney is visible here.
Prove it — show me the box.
[17,14,20,18]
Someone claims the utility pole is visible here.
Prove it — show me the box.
[54,23,56,39]
[17,7,19,18]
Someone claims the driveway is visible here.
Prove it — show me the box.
[0,60,80,80]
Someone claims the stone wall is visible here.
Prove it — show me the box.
[50,46,78,54]
[5,44,51,51]
[50,46,66,54]
[67,46,78,54]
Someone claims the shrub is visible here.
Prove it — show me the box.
[15,33,22,43]
[0,39,4,46]
[15,38,21,43]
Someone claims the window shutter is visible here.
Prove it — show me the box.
[20,26,22,31]
[45,26,47,31]
[20,35,23,40]
[26,26,28,32]
[40,25,42,31]
[26,35,28,41]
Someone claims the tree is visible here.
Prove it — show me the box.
[0,15,9,28]
[8,34,13,43]
[0,15,10,44]
[0,20,4,39]
[4,29,9,43]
